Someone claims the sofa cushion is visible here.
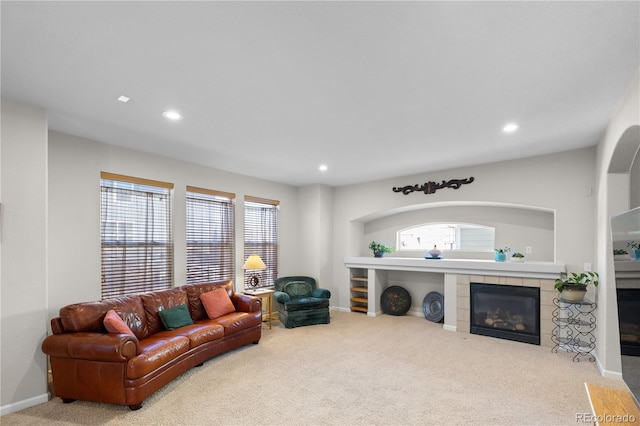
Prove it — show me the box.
[200,288,236,319]
[283,281,313,298]
[159,304,193,330]
[60,295,149,340]
[154,324,224,349]
[209,312,262,336]
[284,297,330,312]
[183,281,235,321]
[140,288,189,335]
[126,335,190,379]
[104,310,135,335]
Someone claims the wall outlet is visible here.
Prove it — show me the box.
[584,262,592,272]
[525,246,532,254]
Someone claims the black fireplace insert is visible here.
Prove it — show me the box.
[617,288,640,356]
[470,283,540,345]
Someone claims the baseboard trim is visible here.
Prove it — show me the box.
[1,392,49,416]
[595,355,624,381]
[443,324,457,332]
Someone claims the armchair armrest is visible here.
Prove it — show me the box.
[312,288,331,299]
[232,293,262,313]
[42,332,139,361]
[274,291,290,304]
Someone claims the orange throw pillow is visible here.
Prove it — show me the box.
[104,309,135,335]
[200,288,236,319]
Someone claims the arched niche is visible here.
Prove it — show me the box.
[356,201,555,261]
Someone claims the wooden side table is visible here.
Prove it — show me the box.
[243,288,275,329]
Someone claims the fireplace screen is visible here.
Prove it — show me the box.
[470,283,540,345]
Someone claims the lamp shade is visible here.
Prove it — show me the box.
[242,254,266,270]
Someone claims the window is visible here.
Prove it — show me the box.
[100,172,174,299]
[244,196,279,289]
[186,186,235,283]
[398,223,495,251]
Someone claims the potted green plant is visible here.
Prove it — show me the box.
[627,241,640,260]
[614,248,630,261]
[369,241,395,258]
[494,247,510,262]
[511,252,525,263]
[554,271,599,303]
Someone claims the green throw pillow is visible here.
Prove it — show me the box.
[159,304,193,330]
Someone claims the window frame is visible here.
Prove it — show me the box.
[243,196,279,289]
[100,172,174,299]
[186,186,236,284]
[397,222,495,253]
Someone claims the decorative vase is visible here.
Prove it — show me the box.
[560,284,587,303]
[495,253,506,262]
[634,248,640,260]
[511,256,524,263]
[373,250,384,258]
[428,245,442,258]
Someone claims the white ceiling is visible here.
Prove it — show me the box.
[2,1,639,187]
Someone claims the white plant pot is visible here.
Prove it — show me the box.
[560,286,587,303]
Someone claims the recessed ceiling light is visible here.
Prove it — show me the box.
[503,123,519,133]
[117,95,130,103]
[319,164,328,172]
[162,110,183,121]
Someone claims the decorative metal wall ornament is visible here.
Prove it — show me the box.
[392,177,475,195]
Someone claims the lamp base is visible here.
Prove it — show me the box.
[248,274,261,289]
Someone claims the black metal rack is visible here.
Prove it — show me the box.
[551,298,597,362]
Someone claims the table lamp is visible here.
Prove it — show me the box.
[243,254,267,289]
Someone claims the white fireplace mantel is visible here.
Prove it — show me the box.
[344,256,565,279]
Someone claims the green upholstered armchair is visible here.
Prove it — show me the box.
[273,276,331,328]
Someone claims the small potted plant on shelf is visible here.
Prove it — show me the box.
[494,247,510,262]
[369,241,395,258]
[613,249,630,261]
[511,252,525,263]
[627,241,640,260]
[554,271,599,303]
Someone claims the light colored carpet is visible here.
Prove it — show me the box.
[2,311,629,425]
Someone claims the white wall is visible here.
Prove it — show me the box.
[330,147,597,311]
[631,148,640,209]
[296,184,334,288]
[1,99,49,414]
[595,68,640,379]
[47,131,301,321]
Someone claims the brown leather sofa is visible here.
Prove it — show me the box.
[41,281,261,410]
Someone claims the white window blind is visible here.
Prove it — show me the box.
[244,196,279,289]
[186,186,235,284]
[100,172,174,299]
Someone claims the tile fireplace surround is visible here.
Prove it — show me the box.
[344,257,566,348]
[457,274,555,348]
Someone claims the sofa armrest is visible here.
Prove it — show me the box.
[42,332,139,362]
[232,293,262,313]
[312,288,331,299]
[274,291,290,304]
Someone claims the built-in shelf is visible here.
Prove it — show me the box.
[345,257,565,279]
[349,269,368,313]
